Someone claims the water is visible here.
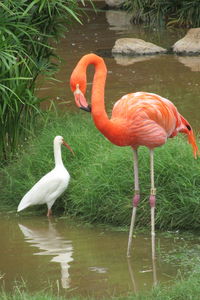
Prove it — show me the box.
[38,1,200,132]
[0,213,197,297]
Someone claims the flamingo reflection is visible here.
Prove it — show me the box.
[127,256,157,293]
[18,221,73,289]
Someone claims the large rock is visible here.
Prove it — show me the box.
[106,10,132,30]
[105,0,125,8]
[173,28,200,55]
[112,38,167,55]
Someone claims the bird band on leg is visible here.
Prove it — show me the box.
[149,188,156,207]
[133,190,140,207]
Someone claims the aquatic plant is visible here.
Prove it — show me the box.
[1,113,200,231]
[0,0,84,163]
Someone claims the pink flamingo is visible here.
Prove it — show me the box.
[70,53,199,257]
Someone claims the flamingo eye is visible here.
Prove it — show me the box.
[186,125,191,131]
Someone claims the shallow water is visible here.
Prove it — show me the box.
[38,1,200,132]
[0,213,198,297]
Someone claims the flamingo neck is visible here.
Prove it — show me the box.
[87,55,124,144]
[54,142,63,167]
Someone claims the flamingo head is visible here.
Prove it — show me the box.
[74,84,91,112]
[70,70,91,113]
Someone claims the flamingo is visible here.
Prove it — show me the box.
[70,53,199,257]
[17,136,74,217]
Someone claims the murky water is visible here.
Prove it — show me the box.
[0,213,197,297]
[38,1,200,132]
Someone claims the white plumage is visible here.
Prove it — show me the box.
[17,136,74,217]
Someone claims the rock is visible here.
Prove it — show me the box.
[173,28,200,55]
[112,38,167,55]
[106,10,132,31]
[105,0,125,8]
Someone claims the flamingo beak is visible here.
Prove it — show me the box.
[74,84,91,112]
[62,141,75,156]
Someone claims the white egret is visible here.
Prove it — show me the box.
[17,136,74,217]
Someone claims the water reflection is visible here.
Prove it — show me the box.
[18,221,73,289]
[113,54,158,66]
[0,214,193,297]
[176,56,200,72]
[127,254,157,294]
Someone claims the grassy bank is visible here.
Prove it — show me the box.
[1,113,200,230]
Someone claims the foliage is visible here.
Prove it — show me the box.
[0,0,83,163]
[123,0,200,27]
[0,113,200,231]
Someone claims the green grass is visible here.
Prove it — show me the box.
[0,112,200,230]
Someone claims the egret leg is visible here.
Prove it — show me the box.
[149,149,156,260]
[47,208,52,217]
[127,149,140,257]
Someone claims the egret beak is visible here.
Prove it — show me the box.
[62,141,75,156]
[74,84,91,112]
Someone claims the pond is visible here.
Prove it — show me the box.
[0,213,198,298]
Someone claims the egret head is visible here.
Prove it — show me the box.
[54,136,75,155]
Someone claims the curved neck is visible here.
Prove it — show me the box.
[86,55,124,143]
[91,56,108,126]
[54,143,63,167]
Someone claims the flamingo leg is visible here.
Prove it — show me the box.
[127,149,140,257]
[149,149,156,260]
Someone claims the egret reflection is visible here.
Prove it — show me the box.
[18,221,73,289]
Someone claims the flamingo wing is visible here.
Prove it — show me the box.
[111,92,181,148]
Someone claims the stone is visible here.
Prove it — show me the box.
[112,38,167,55]
[105,0,125,8]
[106,10,132,30]
[173,28,200,55]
